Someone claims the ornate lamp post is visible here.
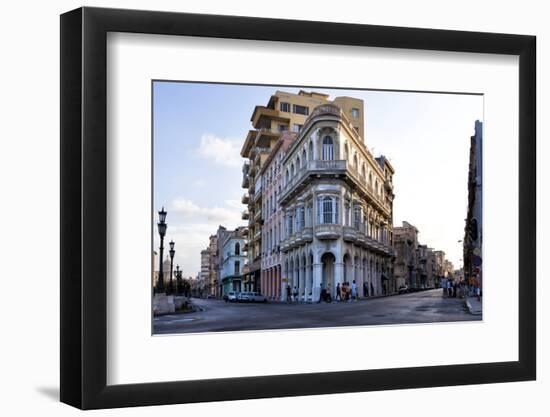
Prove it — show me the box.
[175,265,181,295]
[155,207,167,293]
[169,240,175,294]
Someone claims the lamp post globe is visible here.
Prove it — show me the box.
[156,207,167,293]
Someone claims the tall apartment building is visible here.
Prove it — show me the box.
[240,90,366,294]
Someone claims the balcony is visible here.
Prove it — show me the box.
[251,106,290,129]
[302,227,313,242]
[241,175,250,188]
[255,128,280,148]
[241,193,250,204]
[315,224,342,240]
[343,226,357,242]
[242,210,249,220]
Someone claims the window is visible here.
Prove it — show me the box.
[308,141,313,160]
[278,124,288,132]
[317,196,339,224]
[235,242,240,255]
[354,206,361,230]
[301,149,307,166]
[322,136,334,160]
[280,102,291,112]
[292,124,303,132]
[292,104,309,115]
[234,260,240,275]
[351,108,360,118]
[353,154,358,171]
[344,143,349,160]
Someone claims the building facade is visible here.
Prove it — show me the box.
[259,132,296,300]
[278,102,395,302]
[393,221,419,290]
[219,227,248,296]
[464,120,483,290]
[240,90,366,295]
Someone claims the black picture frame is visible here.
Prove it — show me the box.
[60,6,536,410]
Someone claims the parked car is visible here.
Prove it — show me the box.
[225,291,239,302]
[237,291,267,303]
[398,285,409,294]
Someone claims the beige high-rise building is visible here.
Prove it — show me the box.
[240,90,365,293]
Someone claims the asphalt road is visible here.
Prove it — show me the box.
[153,289,480,335]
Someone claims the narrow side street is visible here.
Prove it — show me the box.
[153,289,480,334]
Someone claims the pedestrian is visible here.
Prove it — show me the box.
[351,280,358,301]
[370,282,374,297]
[286,284,291,303]
[447,279,452,297]
[336,283,341,301]
[363,281,368,297]
[318,286,326,303]
[293,286,298,302]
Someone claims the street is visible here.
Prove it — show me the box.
[153,289,480,334]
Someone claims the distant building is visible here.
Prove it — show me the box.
[219,227,248,296]
[393,221,419,290]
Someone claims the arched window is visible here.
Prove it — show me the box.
[354,205,362,230]
[285,169,290,185]
[301,149,307,167]
[235,242,240,255]
[344,143,349,160]
[322,136,334,160]
[291,163,295,177]
[362,163,366,180]
[353,154,358,171]
[369,172,373,187]
[296,157,301,170]
[308,140,313,160]
[317,196,339,224]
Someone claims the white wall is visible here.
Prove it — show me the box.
[0,0,546,416]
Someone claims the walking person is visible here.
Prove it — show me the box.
[336,283,342,302]
[370,282,374,297]
[286,284,291,303]
[293,286,298,303]
[351,280,358,301]
[363,281,368,297]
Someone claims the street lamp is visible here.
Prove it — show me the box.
[175,265,182,295]
[169,240,175,295]
[156,207,167,294]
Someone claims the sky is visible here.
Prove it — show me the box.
[153,82,483,277]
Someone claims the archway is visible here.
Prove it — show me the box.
[321,252,335,294]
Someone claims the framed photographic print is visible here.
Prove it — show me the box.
[60,6,536,410]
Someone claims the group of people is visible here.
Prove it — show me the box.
[440,275,481,301]
[335,281,358,302]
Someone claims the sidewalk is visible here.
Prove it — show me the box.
[464,296,483,316]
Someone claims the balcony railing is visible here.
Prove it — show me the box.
[241,193,250,204]
[280,159,389,215]
[241,210,249,220]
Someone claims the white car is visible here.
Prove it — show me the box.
[226,291,239,302]
[237,291,267,303]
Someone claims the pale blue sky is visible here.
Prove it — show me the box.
[153,81,483,277]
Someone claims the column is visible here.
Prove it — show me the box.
[312,262,322,302]
[305,260,312,302]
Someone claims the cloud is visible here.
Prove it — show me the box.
[154,198,247,277]
[171,198,242,225]
[196,133,243,167]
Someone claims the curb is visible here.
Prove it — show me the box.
[464,299,482,316]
